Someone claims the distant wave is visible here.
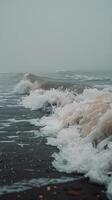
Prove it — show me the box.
[66,74,111,81]
[14,73,45,94]
[55,70,112,83]
[14,73,85,94]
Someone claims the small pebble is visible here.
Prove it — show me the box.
[47,186,51,191]
[39,194,44,199]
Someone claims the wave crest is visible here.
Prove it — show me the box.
[14,73,43,94]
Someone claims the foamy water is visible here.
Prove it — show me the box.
[15,72,112,199]
[0,72,112,198]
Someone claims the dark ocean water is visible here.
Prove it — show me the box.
[0,71,112,198]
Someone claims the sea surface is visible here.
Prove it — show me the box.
[0,71,112,199]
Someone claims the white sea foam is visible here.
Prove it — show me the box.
[17,143,29,147]
[22,88,74,110]
[14,79,33,94]
[0,140,15,143]
[21,83,112,199]
[7,136,19,139]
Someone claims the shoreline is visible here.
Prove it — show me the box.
[0,178,107,200]
[0,137,108,200]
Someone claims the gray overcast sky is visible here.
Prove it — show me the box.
[0,0,112,73]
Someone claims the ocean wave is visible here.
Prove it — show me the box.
[55,70,112,82]
[14,73,43,94]
[66,74,112,82]
[18,73,112,199]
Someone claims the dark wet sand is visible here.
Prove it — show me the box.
[0,179,107,200]
[0,138,108,200]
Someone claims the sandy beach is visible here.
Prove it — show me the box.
[0,137,107,200]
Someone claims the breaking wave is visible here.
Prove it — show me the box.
[14,73,43,94]
[16,73,112,199]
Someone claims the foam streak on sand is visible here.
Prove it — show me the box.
[0,177,77,196]
[16,73,112,199]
